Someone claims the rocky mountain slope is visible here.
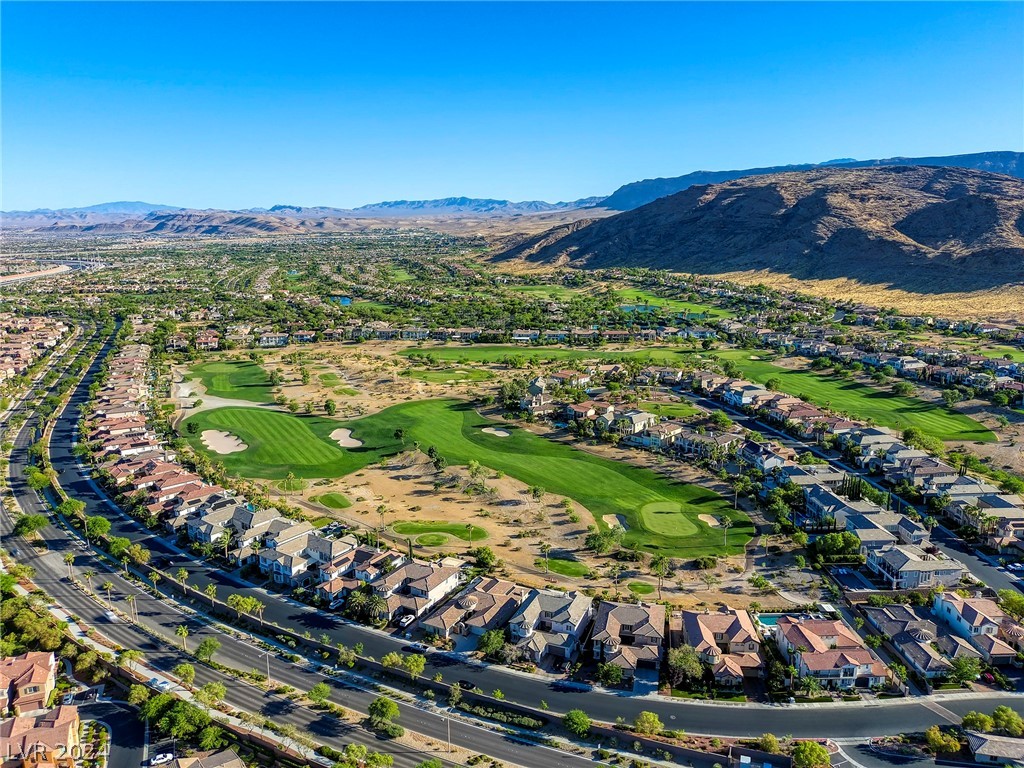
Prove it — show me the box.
[498,165,1024,293]
[601,151,1024,211]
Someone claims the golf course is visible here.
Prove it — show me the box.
[189,360,275,403]
[713,350,995,443]
[181,398,751,556]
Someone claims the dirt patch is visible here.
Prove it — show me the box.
[330,428,363,448]
[602,514,629,530]
[201,430,247,454]
[481,427,510,437]
[699,513,722,528]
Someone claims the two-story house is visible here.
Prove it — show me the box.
[590,601,666,683]
[775,616,889,690]
[681,608,762,686]
[933,592,1020,664]
[509,589,594,663]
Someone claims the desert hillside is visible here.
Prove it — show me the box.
[498,165,1024,299]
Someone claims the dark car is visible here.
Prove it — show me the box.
[457,680,477,690]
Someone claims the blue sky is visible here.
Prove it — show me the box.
[3,1,1022,210]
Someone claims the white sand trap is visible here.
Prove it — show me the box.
[481,427,510,437]
[699,514,722,528]
[331,428,363,448]
[603,514,629,530]
[201,430,247,454]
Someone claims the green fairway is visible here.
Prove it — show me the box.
[404,367,494,383]
[181,407,358,478]
[311,492,351,509]
[277,477,309,492]
[980,346,1024,363]
[714,350,995,443]
[319,372,342,385]
[184,399,750,556]
[392,521,488,542]
[415,533,449,547]
[189,360,274,403]
[641,400,699,419]
[538,557,590,577]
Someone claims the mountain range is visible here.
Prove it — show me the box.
[498,165,1024,294]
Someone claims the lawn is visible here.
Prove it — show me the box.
[538,557,590,577]
[392,520,488,542]
[319,372,342,385]
[628,582,655,596]
[641,400,699,419]
[713,350,995,443]
[980,345,1024,363]
[404,368,494,384]
[184,399,750,556]
[507,284,583,300]
[415,533,449,547]
[277,477,309,492]
[311,492,351,509]
[611,289,735,319]
[189,360,274,403]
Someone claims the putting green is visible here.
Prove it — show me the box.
[189,360,274,403]
[538,557,589,577]
[628,582,655,596]
[393,521,488,542]
[312,492,351,509]
[640,502,700,537]
[415,533,449,547]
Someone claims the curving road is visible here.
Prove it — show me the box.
[16,332,1024,746]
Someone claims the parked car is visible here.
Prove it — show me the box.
[398,614,416,628]
[150,753,174,766]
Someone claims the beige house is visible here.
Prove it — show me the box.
[591,601,666,681]
[681,608,762,686]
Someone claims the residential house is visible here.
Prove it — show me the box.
[774,616,889,689]
[861,604,952,679]
[509,589,594,663]
[681,608,763,686]
[0,705,80,767]
[421,577,523,640]
[0,652,56,715]
[966,731,1024,766]
[591,601,667,682]
[372,560,462,620]
[932,592,1021,664]
[866,544,966,590]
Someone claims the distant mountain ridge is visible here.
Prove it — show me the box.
[498,165,1024,294]
[600,151,1024,210]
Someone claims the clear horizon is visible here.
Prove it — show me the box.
[3,1,1022,210]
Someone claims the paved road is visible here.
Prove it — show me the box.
[17,332,1024,745]
[78,700,145,768]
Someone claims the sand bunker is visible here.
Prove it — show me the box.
[603,514,629,531]
[699,514,722,528]
[331,428,363,448]
[201,430,247,454]
[481,427,510,437]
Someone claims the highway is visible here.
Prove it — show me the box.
[11,330,1024,749]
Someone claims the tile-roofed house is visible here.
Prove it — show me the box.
[933,592,1021,664]
[0,705,80,765]
[373,560,462,620]
[421,577,523,639]
[861,603,952,679]
[591,601,666,680]
[0,652,56,715]
[509,589,594,663]
[681,607,762,686]
[775,616,889,689]
[966,730,1024,765]
[171,749,246,768]
[866,544,966,590]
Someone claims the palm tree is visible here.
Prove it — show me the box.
[175,624,189,650]
[204,583,217,608]
[150,571,161,592]
[101,580,114,609]
[721,517,734,547]
[63,552,75,580]
[539,543,552,573]
[650,555,671,600]
[347,590,369,618]
[125,594,138,623]
[253,599,266,627]
[83,570,95,591]
[175,567,188,590]
[367,593,387,622]
[466,523,474,551]
[221,529,235,562]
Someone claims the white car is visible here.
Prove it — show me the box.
[398,614,416,628]
[329,598,345,610]
[150,754,174,766]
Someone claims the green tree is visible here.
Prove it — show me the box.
[368,695,399,726]
[791,741,831,768]
[173,662,196,687]
[85,515,111,542]
[13,514,48,537]
[307,681,332,706]
[195,681,226,711]
[667,645,703,686]
[477,629,505,658]
[924,726,961,755]
[404,653,426,680]
[949,655,981,684]
[756,734,782,754]
[632,710,664,735]
[961,711,994,733]
[127,684,150,706]
[597,662,623,687]
[195,637,221,662]
[563,709,591,737]
[175,624,189,650]
[993,705,1024,737]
